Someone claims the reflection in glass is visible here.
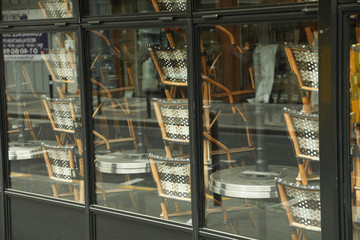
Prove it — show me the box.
[87,0,186,17]
[4,31,84,203]
[350,14,360,239]
[89,28,200,224]
[199,0,316,9]
[201,23,320,239]
[2,0,74,21]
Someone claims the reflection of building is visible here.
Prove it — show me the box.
[0,1,352,240]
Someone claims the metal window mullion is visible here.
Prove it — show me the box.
[340,11,354,240]
[188,19,204,240]
[319,0,343,239]
[78,26,93,240]
[0,32,11,240]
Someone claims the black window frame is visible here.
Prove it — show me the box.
[0,0,347,239]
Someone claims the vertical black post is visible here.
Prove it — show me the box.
[48,75,53,99]
[0,32,10,240]
[188,18,202,240]
[319,0,343,238]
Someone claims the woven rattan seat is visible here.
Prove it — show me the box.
[38,0,73,19]
[275,177,321,239]
[285,45,318,113]
[283,107,319,185]
[42,143,84,202]
[151,0,187,12]
[41,48,78,98]
[153,98,255,165]
[42,96,112,152]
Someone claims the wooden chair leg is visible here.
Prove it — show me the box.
[228,221,239,234]
[125,174,137,208]
[290,233,298,240]
[160,201,169,219]
[304,160,313,175]
[302,231,308,240]
[73,187,80,202]
[52,183,59,198]
[79,181,84,202]
[174,201,180,212]
[298,162,308,185]
[245,199,257,229]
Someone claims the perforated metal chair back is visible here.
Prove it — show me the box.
[42,96,77,134]
[285,46,318,92]
[283,107,319,162]
[153,98,189,144]
[42,143,79,183]
[38,0,73,18]
[149,46,187,86]
[44,49,76,83]
[149,154,191,201]
[151,0,187,12]
[275,177,321,233]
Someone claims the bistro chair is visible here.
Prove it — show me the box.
[151,0,187,47]
[151,0,186,12]
[42,143,130,206]
[305,22,318,47]
[42,143,84,202]
[275,177,321,240]
[38,0,73,19]
[153,98,255,166]
[200,25,255,101]
[149,46,188,100]
[41,48,78,98]
[285,45,319,114]
[42,96,113,155]
[149,153,244,232]
[283,107,319,185]
[89,30,137,148]
[6,65,43,141]
[89,30,136,98]
[149,46,254,153]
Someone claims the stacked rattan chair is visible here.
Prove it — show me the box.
[151,0,187,12]
[275,177,321,240]
[283,107,319,185]
[38,0,73,19]
[41,48,78,98]
[149,153,246,232]
[42,96,135,205]
[285,45,319,114]
[150,49,255,165]
[42,143,84,202]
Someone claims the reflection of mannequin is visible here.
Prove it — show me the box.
[250,44,278,103]
[248,24,278,103]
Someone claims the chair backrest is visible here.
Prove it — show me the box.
[42,143,79,183]
[149,154,191,201]
[275,177,321,232]
[42,95,78,135]
[38,0,73,19]
[151,0,187,12]
[153,98,190,144]
[149,46,188,87]
[285,46,318,92]
[42,48,77,84]
[283,107,319,162]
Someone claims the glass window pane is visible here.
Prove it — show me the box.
[201,22,321,239]
[199,0,317,9]
[86,0,186,17]
[4,31,83,203]
[89,27,192,224]
[2,0,76,21]
[350,14,360,238]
